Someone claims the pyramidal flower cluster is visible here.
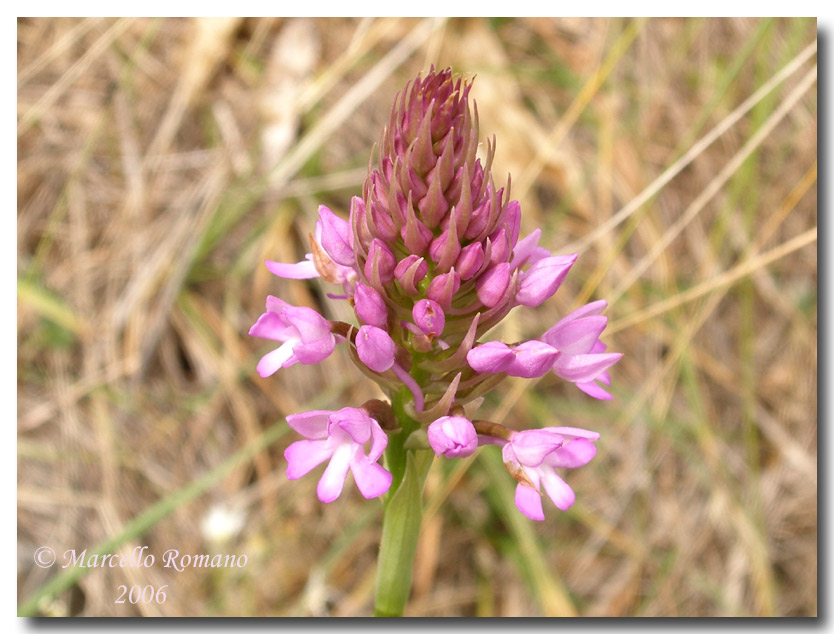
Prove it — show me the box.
[250,68,621,520]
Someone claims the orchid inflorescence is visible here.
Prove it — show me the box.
[250,68,621,521]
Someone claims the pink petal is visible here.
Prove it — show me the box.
[546,438,597,469]
[510,229,550,269]
[284,439,332,479]
[543,315,607,355]
[285,410,332,439]
[293,335,336,364]
[354,282,388,328]
[427,416,478,458]
[515,483,545,521]
[509,429,564,467]
[475,263,511,308]
[576,380,613,400]
[350,457,393,499]
[317,205,355,266]
[515,254,577,307]
[248,311,293,342]
[553,352,622,383]
[256,341,298,377]
[543,426,601,442]
[282,305,331,342]
[265,295,290,314]
[316,443,352,503]
[265,258,319,279]
[367,418,389,462]
[331,407,372,446]
[540,470,576,511]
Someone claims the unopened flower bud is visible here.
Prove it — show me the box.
[356,325,396,372]
[364,239,397,286]
[412,299,445,337]
[476,262,511,308]
[427,269,461,310]
[427,415,478,458]
[515,254,578,307]
[318,205,354,266]
[354,282,388,328]
[455,242,485,280]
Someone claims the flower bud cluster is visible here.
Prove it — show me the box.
[250,68,621,519]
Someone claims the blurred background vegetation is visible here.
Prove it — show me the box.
[17,17,817,616]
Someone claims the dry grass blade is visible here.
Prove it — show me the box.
[560,39,817,254]
[18,17,103,87]
[515,17,648,201]
[610,227,816,335]
[18,17,135,135]
[609,65,817,303]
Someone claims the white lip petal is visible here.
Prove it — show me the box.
[256,338,299,377]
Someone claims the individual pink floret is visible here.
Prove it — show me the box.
[541,300,622,399]
[248,296,336,377]
[284,407,392,503]
[501,427,599,520]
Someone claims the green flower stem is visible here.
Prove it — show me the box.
[373,391,433,617]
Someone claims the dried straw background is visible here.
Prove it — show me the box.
[18,17,817,617]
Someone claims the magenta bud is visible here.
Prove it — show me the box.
[466,341,515,374]
[427,269,461,310]
[364,239,396,285]
[464,197,491,240]
[488,227,510,264]
[412,299,445,337]
[393,254,428,297]
[515,254,578,307]
[428,211,461,272]
[427,415,478,458]
[475,262,512,308]
[355,325,396,373]
[504,340,560,378]
[317,205,354,266]
[354,282,388,328]
[367,200,398,243]
[456,242,485,281]
[402,201,434,255]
